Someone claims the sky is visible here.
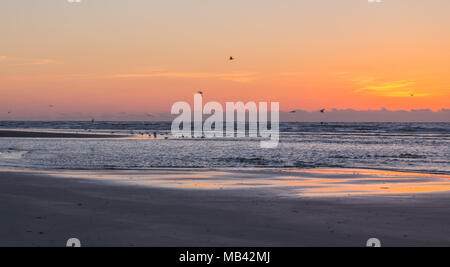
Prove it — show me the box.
[1,0,449,120]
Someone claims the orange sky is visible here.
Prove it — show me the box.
[1,0,449,119]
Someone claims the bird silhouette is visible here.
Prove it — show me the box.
[320,109,326,113]
[229,56,235,61]
[289,110,297,113]
[198,91,203,96]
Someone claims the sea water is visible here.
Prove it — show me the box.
[0,122,448,174]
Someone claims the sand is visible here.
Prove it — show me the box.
[1,170,450,247]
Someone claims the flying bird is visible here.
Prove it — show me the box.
[320,109,326,113]
[198,91,203,96]
[289,110,297,113]
[229,56,235,61]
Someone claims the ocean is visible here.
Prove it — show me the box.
[0,121,449,174]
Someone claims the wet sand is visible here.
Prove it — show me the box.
[0,130,127,138]
[1,170,450,247]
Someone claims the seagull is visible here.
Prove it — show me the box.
[229,56,235,61]
[320,109,326,113]
[198,91,203,97]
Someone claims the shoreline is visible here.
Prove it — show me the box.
[0,130,128,138]
[2,169,450,246]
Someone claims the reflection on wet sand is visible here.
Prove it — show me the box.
[43,168,450,198]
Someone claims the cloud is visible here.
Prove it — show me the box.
[351,76,376,84]
[281,108,450,122]
[358,80,416,92]
[3,109,449,122]
[112,71,259,83]
[353,78,428,97]
[0,56,56,66]
[28,59,57,65]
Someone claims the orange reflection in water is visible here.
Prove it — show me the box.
[46,168,450,197]
[301,181,450,197]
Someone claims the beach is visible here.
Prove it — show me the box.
[2,169,450,247]
[0,125,449,247]
[3,0,450,250]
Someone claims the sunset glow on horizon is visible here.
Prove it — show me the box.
[1,0,449,120]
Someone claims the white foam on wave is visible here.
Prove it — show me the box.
[0,150,28,160]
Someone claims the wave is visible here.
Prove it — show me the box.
[0,149,28,160]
